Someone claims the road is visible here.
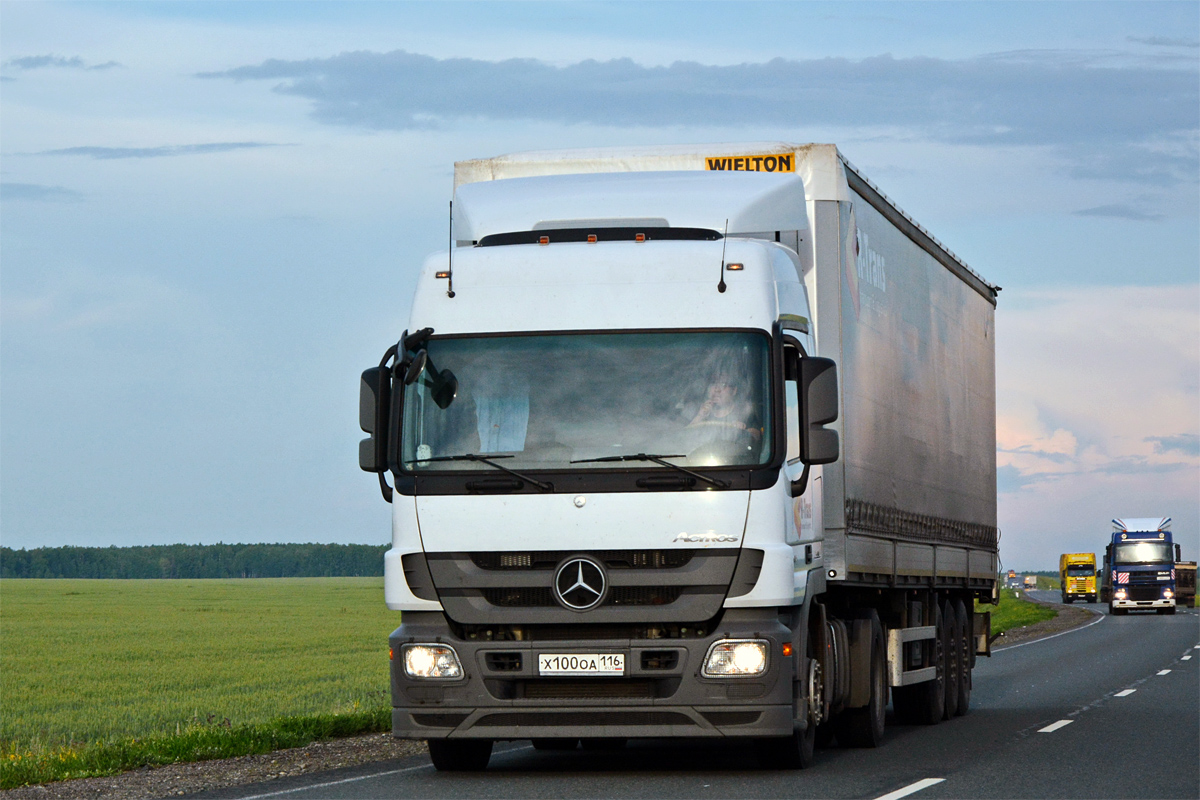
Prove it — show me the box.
[199,597,1198,800]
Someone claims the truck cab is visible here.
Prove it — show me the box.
[1059,553,1096,604]
[1102,518,1177,615]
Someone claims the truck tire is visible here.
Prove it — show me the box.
[953,599,972,716]
[835,612,886,747]
[428,739,492,771]
[757,644,820,769]
[942,600,961,720]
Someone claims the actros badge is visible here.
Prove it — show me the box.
[554,557,607,611]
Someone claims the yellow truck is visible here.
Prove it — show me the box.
[1059,553,1097,603]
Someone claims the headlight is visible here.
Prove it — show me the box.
[402,644,463,679]
[1163,589,1174,599]
[702,639,769,677]
[1114,589,1127,600]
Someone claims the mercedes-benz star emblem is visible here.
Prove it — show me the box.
[553,557,607,611]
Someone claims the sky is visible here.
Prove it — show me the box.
[1,1,1197,570]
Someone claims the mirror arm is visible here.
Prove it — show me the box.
[377,472,394,503]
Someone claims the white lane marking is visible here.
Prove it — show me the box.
[1183,655,1192,661]
[874,777,947,800]
[1115,689,1136,697]
[1194,644,1199,649]
[234,745,531,799]
[1157,669,1172,675]
[1037,719,1074,733]
[233,762,434,800]
[993,611,1105,652]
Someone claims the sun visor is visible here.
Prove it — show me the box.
[453,171,807,243]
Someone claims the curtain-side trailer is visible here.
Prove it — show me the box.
[360,143,1000,771]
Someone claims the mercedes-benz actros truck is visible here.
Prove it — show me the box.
[360,143,1000,771]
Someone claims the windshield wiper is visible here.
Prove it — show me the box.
[570,453,730,489]
[415,454,553,492]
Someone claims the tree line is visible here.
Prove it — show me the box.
[0,543,387,579]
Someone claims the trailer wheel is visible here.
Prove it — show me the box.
[920,602,947,724]
[428,739,492,771]
[942,600,960,720]
[835,612,886,747]
[953,599,972,716]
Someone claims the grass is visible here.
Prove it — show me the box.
[977,588,1058,636]
[0,578,399,788]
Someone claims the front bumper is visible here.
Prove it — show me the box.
[389,609,796,740]
[1112,598,1175,609]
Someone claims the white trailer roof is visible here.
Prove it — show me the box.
[453,170,807,243]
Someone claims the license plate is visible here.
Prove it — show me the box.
[538,653,625,676]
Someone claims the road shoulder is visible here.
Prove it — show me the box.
[992,594,1103,650]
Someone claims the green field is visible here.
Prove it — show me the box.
[978,588,1058,635]
[1,578,398,755]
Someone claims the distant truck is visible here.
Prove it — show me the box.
[1100,518,1177,615]
[1059,553,1097,603]
[1023,575,1038,590]
[1005,570,1022,589]
[1175,561,1196,609]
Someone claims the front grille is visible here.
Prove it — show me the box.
[1126,585,1163,602]
[475,711,694,727]
[519,679,656,699]
[471,550,694,571]
[481,586,683,608]
[460,622,712,641]
[483,587,556,607]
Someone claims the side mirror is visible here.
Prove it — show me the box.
[359,366,392,473]
[403,350,428,385]
[1176,544,1182,562]
[799,356,839,465]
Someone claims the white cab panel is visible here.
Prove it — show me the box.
[415,490,750,553]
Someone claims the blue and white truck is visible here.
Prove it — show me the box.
[1101,517,1179,615]
[360,143,1000,771]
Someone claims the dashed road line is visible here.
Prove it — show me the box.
[874,778,947,800]
[1157,669,1172,676]
[1038,720,1074,733]
[1183,655,1192,661]
[1114,689,1136,697]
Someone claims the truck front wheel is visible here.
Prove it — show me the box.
[428,739,492,771]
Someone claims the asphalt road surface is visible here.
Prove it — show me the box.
[200,597,1198,800]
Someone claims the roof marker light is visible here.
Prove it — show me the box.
[587,234,597,243]
[539,235,549,245]
[635,233,646,243]
[726,262,744,271]
[435,271,450,279]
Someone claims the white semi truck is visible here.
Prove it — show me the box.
[360,143,1000,771]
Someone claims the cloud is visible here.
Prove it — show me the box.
[0,182,84,202]
[1148,433,1200,457]
[1072,204,1166,221]
[4,54,121,70]
[35,142,279,160]
[199,49,1199,187]
[1128,36,1200,48]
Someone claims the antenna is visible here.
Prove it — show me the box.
[717,218,729,293]
[446,200,456,299]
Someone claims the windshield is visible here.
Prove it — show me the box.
[401,331,772,471]
[1066,566,1093,577]
[1113,541,1172,565]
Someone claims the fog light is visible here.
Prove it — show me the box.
[702,639,768,677]
[402,644,463,679]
